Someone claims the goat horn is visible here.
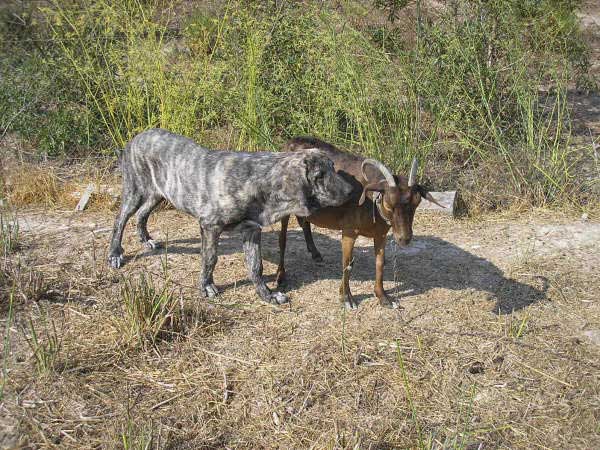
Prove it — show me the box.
[408,158,418,187]
[361,159,396,187]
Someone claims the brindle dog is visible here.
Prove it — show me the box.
[108,129,352,305]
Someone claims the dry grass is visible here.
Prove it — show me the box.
[4,164,72,208]
[0,260,46,311]
[2,159,120,212]
[0,205,599,449]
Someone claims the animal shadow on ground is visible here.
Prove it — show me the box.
[140,230,548,314]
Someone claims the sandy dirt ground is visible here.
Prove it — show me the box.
[1,206,599,448]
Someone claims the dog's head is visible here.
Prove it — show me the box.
[287,149,353,215]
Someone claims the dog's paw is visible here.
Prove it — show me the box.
[201,284,219,298]
[108,254,124,269]
[269,291,289,305]
[144,239,161,250]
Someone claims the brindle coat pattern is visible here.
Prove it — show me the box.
[107,129,352,304]
[276,137,437,309]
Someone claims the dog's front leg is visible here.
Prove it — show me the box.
[240,222,289,305]
[199,224,222,298]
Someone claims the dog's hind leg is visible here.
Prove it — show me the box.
[241,222,289,305]
[199,224,222,298]
[136,195,162,249]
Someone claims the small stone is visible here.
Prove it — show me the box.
[581,213,589,221]
[582,330,600,347]
[468,361,485,374]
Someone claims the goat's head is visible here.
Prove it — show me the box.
[358,158,443,247]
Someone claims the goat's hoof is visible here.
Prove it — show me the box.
[312,253,323,263]
[201,284,219,298]
[108,254,124,269]
[342,295,358,310]
[344,301,358,310]
[275,271,286,288]
[144,239,161,250]
[269,291,289,305]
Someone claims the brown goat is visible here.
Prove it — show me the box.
[276,137,442,309]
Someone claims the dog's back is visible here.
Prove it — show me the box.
[120,129,350,226]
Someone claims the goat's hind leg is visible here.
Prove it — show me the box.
[241,222,288,305]
[136,195,162,249]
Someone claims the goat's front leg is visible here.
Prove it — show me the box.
[199,224,222,298]
[340,230,358,309]
[275,216,289,288]
[241,222,289,305]
[374,233,398,308]
[298,216,323,262]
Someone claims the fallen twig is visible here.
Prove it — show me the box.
[513,358,574,388]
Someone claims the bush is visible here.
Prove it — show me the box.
[0,0,595,210]
[0,1,106,156]
[409,0,587,205]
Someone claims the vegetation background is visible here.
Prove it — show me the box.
[1,0,598,213]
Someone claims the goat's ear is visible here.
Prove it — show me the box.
[416,185,445,208]
[359,182,386,206]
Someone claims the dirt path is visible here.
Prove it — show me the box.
[2,207,599,448]
[15,208,600,314]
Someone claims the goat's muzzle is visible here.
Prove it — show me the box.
[392,231,412,248]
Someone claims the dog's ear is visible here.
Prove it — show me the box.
[303,152,328,184]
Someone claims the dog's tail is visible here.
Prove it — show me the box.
[113,145,126,173]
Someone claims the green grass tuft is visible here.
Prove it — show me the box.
[120,273,180,348]
[0,209,19,256]
[23,314,61,376]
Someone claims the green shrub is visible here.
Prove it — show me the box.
[410,0,583,205]
[0,0,595,209]
[0,48,105,156]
